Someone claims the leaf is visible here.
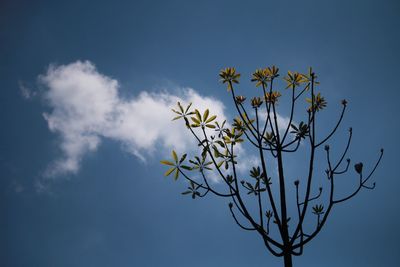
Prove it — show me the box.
[205,115,217,123]
[174,169,179,180]
[164,167,176,176]
[185,102,192,113]
[206,124,216,129]
[177,102,184,113]
[160,160,175,166]
[203,109,209,121]
[182,191,192,195]
[172,116,182,121]
[191,117,201,124]
[171,108,180,115]
[180,165,192,170]
[172,150,178,162]
[179,153,187,164]
[195,109,201,121]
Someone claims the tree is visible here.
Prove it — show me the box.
[160,66,383,267]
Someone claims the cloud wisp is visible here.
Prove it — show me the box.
[40,61,227,177]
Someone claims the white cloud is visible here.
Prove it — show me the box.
[39,60,291,187]
[40,61,227,177]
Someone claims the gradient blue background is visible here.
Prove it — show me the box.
[1,0,399,266]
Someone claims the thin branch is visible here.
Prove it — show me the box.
[229,204,257,231]
[298,187,322,206]
[333,149,383,204]
[315,104,347,148]
[281,86,296,144]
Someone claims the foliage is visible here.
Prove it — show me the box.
[160,66,383,267]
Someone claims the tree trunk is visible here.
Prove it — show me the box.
[283,252,293,267]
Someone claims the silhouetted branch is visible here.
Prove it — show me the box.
[299,187,322,206]
[333,149,383,204]
[228,203,257,231]
[315,104,347,148]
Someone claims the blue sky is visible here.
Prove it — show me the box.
[1,0,399,266]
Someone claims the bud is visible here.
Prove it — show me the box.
[294,180,299,186]
[235,95,246,104]
[229,202,233,208]
[251,97,263,108]
[354,162,363,174]
[324,145,330,151]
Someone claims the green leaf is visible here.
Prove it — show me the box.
[185,102,192,113]
[172,150,178,162]
[164,167,176,176]
[191,117,201,124]
[171,109,181,115]
[179,153,187,164]
[177,102,184,113]
[180,165,192,170]
[172,116,182,121]
[160,160,175,166]
[195,109,201,121]
[205,115,217,123]
[174,169,179,180]
[203,109,209,121]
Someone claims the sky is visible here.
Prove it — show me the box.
[1,0,399,266]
